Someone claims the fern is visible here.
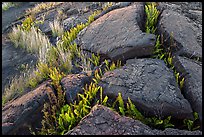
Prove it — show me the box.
[89,53,100,67]
[145,2,160,34]
[105,60,122,72]
[183,112,200,131]
[92,68,102,84]
[117,93,125,116]
[127,97,144,121]
[180,77,185,89]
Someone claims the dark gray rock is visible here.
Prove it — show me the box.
[65,8,79,16]
[63,16,87,31]
[86,2,101,11]
[158,2,202,48]
[158,2,202,24]
[172,56,202,122]
[65,105,202,135]
[2,2,37,33]
[99,58,193,120]
[2,36,38,93]
[157,128,202,135]
[65,105,156,135]
[2,81,55,135]
[60,73,92,104]
[157,9,202,59]
[77,3,156,62]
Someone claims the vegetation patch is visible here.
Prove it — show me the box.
[9,17,51,54]
[26,2,63,16]
[49,20,64,37]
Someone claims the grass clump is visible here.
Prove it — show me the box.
[26,2,63,15]
[49,20,64,37]
[183,112,200,131]
[9,25,52,54]
[2,67,37,106]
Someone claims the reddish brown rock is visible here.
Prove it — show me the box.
[2,81,55,135]
[60,73,92,103]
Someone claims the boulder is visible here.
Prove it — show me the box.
[173,56,202,122]
[99,58,193,120]
[60,73,92,103]
[77,3,156,62]
[65,105,202,135]
[65,105,156,135]
[2,81,55,135]
[157,9,202,60]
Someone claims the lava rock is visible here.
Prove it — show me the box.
[65,105,202,135]
[172,56,202,122]
[77,3,156,62]
[157,9,202,60]
[157,128,202,135]
[65,105,156,135]
[60,73,93,104]
[98,58,193,120]
[2,81,55,135]
[65,8,79,16]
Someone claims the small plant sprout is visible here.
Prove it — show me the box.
[104,59,122,72]
[21,16,35,31]
[99,87,108,106]
[145,116,174,129]
[180,77,185,89]
[183,112,200,131]
[89,53,100,67]
[126,97,144,121]
[117,93,125,116]
[92,68,103,84]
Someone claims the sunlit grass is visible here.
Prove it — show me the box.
[49,20,64,37]
[9,26,52,54]
[2,68,36,106]
[26,2,63,15]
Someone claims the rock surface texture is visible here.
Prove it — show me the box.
[99,58,193,119]
[2,81,55,135]
[158,9,202,60]
[77,3,156,61]
[157,2,202,123]
[173,56,202,122]
[61,73,92,103]
[66,105,202,135]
